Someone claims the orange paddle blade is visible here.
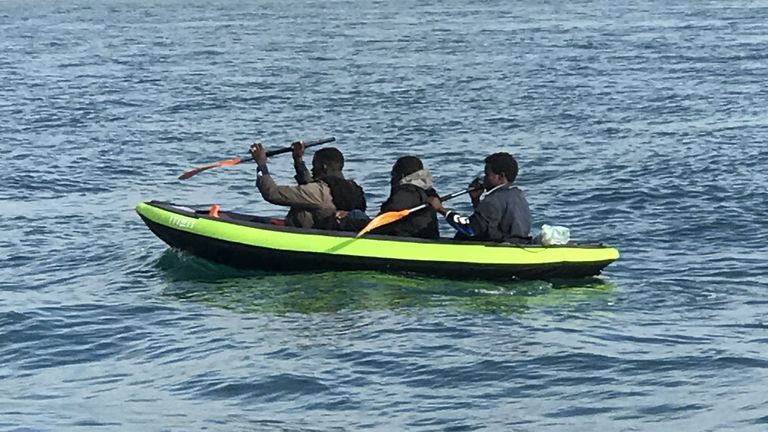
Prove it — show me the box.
[356,209,411,238]
[178,157,244,180]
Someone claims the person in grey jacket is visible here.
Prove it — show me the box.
[250,141,366,229]
[427,152,531,243]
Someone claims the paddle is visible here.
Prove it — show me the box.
[355,186,482,238]
[178,136,336,180]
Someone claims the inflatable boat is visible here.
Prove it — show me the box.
[136,201,619,280]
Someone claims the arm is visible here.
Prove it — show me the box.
[257,173,330,210]
[251,142,330,210]
[294,160,312,185]
[445,211,475,237]
[291,140,312,185]
[426,190,496,238]
[466,199,499,239]
[442,202,501,239]
[427,196,475,237]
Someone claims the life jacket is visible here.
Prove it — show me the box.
[320,174,367,212]
[313,174,367,230]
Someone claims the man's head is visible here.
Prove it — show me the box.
[390,156,423,186]
[311,147,344,178]
[483,152,518,190]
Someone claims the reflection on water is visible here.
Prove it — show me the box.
[156,250,617,315]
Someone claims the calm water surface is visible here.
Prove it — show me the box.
[2,0,767,430]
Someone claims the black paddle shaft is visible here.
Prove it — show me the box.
[262,136,336,158]
[439,187,481,202]
[409,186,484,213]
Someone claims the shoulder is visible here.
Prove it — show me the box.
[392,183,417,194]
[321,176,361,188]
[313,178,331,188]
[293,180,333,198]
[310,180,332,193]
[397,185,428,201]
[506,186,528,203]
[493,185,525,199]
[491,186,530,211]
[348,178,366,192]
[380,186,421,210]
[476,188,512,213]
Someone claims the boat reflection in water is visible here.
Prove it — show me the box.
[156,250,617,316]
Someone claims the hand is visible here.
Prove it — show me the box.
[249,143,268,167]
[334,210,349,220]
[426,196,446,215]
[291,140,305,161]
[469,187,483,203]
[468,177,484,203]
[468,176,483,191]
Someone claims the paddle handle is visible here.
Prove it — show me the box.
[262,136,335,158]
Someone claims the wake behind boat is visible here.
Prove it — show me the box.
[137,201,620,280]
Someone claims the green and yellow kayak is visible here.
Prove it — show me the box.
[136,201,620,280]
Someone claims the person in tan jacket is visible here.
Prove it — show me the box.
[250,141,367,230]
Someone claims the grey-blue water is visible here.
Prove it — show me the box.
[2,0,767,430]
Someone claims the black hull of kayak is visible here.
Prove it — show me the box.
[140,215,613,280]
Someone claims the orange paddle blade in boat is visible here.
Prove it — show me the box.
[354,186,480,238]
[355,208,414,238]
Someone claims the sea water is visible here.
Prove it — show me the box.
[2,0,767,430]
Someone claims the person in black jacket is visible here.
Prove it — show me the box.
[336,156,439,238]
[427,152,531,243]
[371,156,440,238]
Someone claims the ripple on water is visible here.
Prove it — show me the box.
[2,0,768,430]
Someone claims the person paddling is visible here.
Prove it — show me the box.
[339,156,440,238]
[427,152,532,243]
[374,156,439,238]
[251,141,367,230]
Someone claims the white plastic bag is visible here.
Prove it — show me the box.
[539,224,570,245]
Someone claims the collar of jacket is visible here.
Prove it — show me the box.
[397,169,433,190]
[318,171,345,181]
[486,182,518,195]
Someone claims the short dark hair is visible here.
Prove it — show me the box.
[485,152,518,182]
[391,156,423,181]
[314,147,344,172]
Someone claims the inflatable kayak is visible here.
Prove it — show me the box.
[136,201,620,280]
